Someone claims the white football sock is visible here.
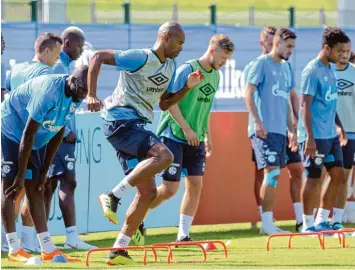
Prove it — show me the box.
[177,214,194,240]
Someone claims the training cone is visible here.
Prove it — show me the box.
[203,242,217,251]
[51,254,68,263]
[25,257,42,265]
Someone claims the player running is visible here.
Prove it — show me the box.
[244,28,298,235]
[298,27,349,232]
[1,66,88,262]
[141,34,235,243]
[86,21,204,265]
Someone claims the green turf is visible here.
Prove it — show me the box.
[3,0,337,25]
[2,221,355,269]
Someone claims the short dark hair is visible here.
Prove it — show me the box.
[260,26,277,42]
[350,51,355,64]
[274,28,297,41]
[322,27,350,48]
[34,32,63,54]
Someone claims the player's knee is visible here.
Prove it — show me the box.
[262,168,280,188]
[329,167,346,184]
[139,186,158,202]
[187,179,203,193]
[289,163,303,175]
[288,163,303,180]
[66,178,77,191]
[25,181,44,199]
[44,180,54,193]
[157,148,174,169]
[163,184,179,199]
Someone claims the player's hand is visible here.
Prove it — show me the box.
[254,121,267,139]
[65,131,76,144]
[183,126,199,146]
[37,171,48,192]
[87,94,103,112]
[304,137,317,158]
[288,131,299,152]
[186,68,205,89]
[336,126,348,146]
[5,174,24,202]
[205,137,212,158]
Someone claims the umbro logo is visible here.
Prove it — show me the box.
[148,73,169,86]
[337,78,354,91]
[199,83,215,96]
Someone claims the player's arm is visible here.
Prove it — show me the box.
[244,59,266,139]
[205,115,212,157]
[290,88,299,122]
[42,127,65,178]
[159,64,204,111]
[335,113,347,146]
[4,118,40,201]
[87,50,116,100]
[300,68,318,157]
[287,100,298,151]
[87,49,147,111]
[169,104,199,146]
[162,64,200,146]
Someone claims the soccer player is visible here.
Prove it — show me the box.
[244,27,304,232]
[320,38,355,230]
[143,34,234,243]
[86,21,204,265]
[244,28,298,235]
[47,26,95,250]
[1,66,88,262]
[4,32,63,252]
[298,27,349,232]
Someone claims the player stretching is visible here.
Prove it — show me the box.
[1,66,88,262]
[299,27,349,232]
[245,28,298,235]
[86,21,204,265]
[244,26,304,232]
[5,33,62,252]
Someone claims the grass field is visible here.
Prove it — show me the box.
[3,0,338,25]
[2,221,355,269]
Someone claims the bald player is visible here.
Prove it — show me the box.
[86,21,205,265]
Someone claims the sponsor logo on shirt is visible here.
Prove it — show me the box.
[325,88,338,102]
[42,118,63,132]
[271,81,289,99]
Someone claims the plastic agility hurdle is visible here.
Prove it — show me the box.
[153,240,228,263]
[266,228,355,251]
[85,245,172,267]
